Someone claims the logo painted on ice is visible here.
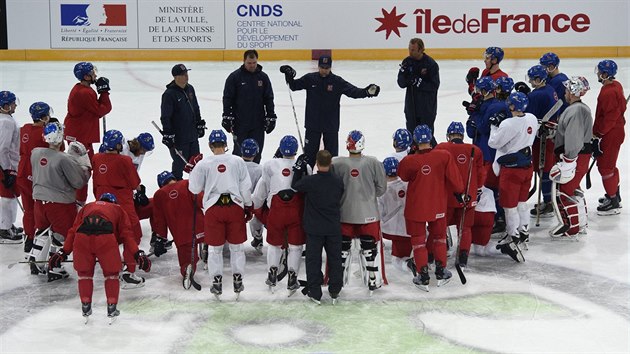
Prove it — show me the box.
[421,165,431,175]
[60,4,127,26]
[457,153,467,164]
[99,164,107,174]
[217,164,227,173]
[169,190,179,199]
[350,169,360,177]
[282,168,291,177]
[39,158,48,167]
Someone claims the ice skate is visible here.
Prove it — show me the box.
[518,226,530,250]
[597,195,621,216]
[277,249,288,281]
[412,267,430,292]
[233,273,244,300]
[0,228,22,244]
[210,275,223,300]
[405,258,417,276]
[120,270,145,289]
[250,230,263,255]
[82,302,92,324]
[265,266,278,293]
[496,235,525,262]
[435,262,452,287]
[530,202,554,218]
[287,270,299,297]
[29,256,46,275]
[107,303,120,325]
[47,266,69,282]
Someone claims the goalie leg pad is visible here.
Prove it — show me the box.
[550,191,580,238]
[30,228,52,263]
[574,189,588,234]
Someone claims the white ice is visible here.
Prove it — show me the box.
[1,58,629,353]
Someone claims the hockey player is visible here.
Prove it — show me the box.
[388,128,412,161]
[539,52,570,113]
[280,56,380,166]
[152,171,205,286]
[549,76,593,238]
[397,38,440,143]
[241,139,265,254]
[222,50,276,163]
[525,64,561,218]
[470,186,499,256]
[48,193,151,323]
[92,129,145,288]
[494,77,515,101]
[188,129,253,299]
[122,132,155,171]
[398,125,464,291]
[377,157,412,272]
[18,102,52,251]
[0,91,23,243]
[331,130,387,293]
[29,122,90,281]
[63,62,112,205]
[464,47,509,97]
[252,135,307,294]
[291,150,344,304]
[435,122,485,268]
[593,60,626,215]
[488,92,538,261]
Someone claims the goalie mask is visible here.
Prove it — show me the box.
[346,130,365,153]
[43,121,64,145]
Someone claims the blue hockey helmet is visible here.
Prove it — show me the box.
[99,193,118,204]
[382,157,399,177]
[29,102,52,121]
[0,91,17,107]
[137,132,154,152]
[346,130,365,153]
[241,138,260,158]
[157,170,176,188]
[279,135,298,156]
[447,121,465,136]
[506,92,529,112]
[208,129,228,144]
[495,77,514,93]
[102,129,124,151]
[539,52,560,68]
[485,47,504,63]
[413,124,433,144]
[527,65,548,82]
[43,121,64,145]
[392,128,412,150]
[596,59,617,78]
[73,62,95,81]
[475,76,497,93]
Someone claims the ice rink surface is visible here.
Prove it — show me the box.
[1,57,629,353]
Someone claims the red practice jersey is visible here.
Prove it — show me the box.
[64,84,111,144]
[152,180,204,243]
[434,142,486,208]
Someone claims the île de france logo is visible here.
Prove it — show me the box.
[375,7,407,39]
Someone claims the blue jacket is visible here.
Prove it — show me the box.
[222,64,275,133]
[160,81,201,145]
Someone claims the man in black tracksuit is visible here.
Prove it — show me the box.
[222,50,276,163]
[160,64,205,180]
[280,56,380,167]
[291,150,344,303]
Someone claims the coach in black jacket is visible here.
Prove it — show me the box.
[160,64,205,180]
[222,50,276,163]
[280,56,380,167]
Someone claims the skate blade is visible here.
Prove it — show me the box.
[309,297,321,305]
[108,317,118,325]
[235,292,241,301]
[437,278,451,287]
[83,316,89,325]
[213,293,222,301]
[597,209,621,216]
[287,289,297,298]
[0,239,24,245]
[414,283,429,292]
[332,298,338,305]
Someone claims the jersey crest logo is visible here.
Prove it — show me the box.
[21,134,29,143]
[168,190,179,199]
[98,164,107,174]
[457,153,467,164]
[527,126,533,134]
[39,157,48,167]
[258,80,263,87]
[217,164,226,173]
[398,190,406,198]
[327,84,333,91]
[421,165,431,175]
[282,168,291,177]
[350,169,360,177]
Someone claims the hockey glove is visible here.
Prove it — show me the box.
[95,77,110,94]
[408,77,422,88]
[196,119,206,138]
[514,81,531,95]
[454,192,472,205]
[489,111,509,127]
[221,114,235,133]
[184,153,203,173]
[549,154,577,184]
[292,154,309,173]
[48,250,67,270]
[133,184,149,207]
[2,169,17,189]
[244,205,254,222]
[265,114,277,134]
[591,137,603,158]
[466,117,477,132]
[162,133,175,149]
[466,67,480,95]
[365,84,380,97]
[279,65,296,82]
[153,236,168,257]
[463,93,484,115]
[134,250,152,272]
[537,120,558,139]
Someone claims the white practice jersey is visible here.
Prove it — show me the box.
[252,157,311,209]
[244,160,262,193]
[488,112,538,176]
[121,142,145,171]
[475,186,497,213]
[188,153,252,211]
[377,178,409,237]
[0,112,19,171]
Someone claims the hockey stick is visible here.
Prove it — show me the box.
[102,115,107,134]
[455,147,474,285]
[151,120,189,164]
[529,99,563,200]
[183,194,202,291]
[8,252,155,269]
[585,158,596,189]
[286,83,305,151]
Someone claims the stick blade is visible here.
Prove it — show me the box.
[455,264,467,285]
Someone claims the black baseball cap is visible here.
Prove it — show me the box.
[318,56,332,68]
[172,64,190,76]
